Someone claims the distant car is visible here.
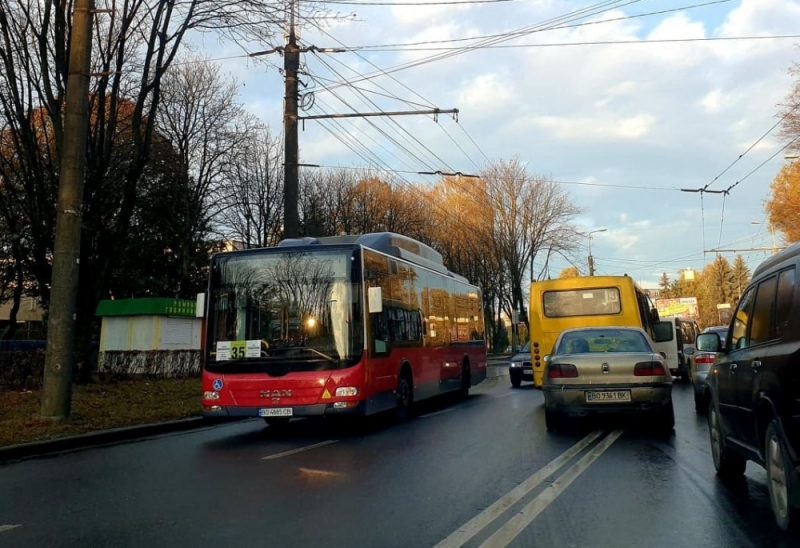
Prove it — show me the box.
[691,326,727,413]
[508,342,532,388]
[543,326,674,431]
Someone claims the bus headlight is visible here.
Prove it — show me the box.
[335,387,359,397]
[203,391,220,400]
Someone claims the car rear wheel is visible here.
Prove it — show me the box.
[694,392,706,414]
[545,408,564,431]
[655,400,675,431]
[708,400,746,479]
[766,420,799,532]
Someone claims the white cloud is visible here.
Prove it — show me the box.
[204,0,800,285]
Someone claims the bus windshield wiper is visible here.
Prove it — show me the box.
[300,347,340,364]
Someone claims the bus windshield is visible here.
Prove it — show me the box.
[206,249,364,372]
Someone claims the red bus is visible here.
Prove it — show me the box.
[201,232,487,425]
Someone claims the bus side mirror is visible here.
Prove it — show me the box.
[196,292,206,318]
[368,287,383,313]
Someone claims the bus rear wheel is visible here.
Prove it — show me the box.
[395,371,414,421]
[459,361,471,398]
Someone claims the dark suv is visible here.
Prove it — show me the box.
[698,241,800,532]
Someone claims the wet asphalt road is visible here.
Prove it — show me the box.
[2,375,800,548]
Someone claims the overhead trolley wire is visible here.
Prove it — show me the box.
[307,47,455,173]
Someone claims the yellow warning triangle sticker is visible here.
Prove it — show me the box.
[322,389,331,399]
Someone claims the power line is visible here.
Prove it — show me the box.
[702,103,800,193]
[344,0,733,51]
[311,0,517,4]
[308,49,455,172]
[311,0,640,92]
[347,35,800,52]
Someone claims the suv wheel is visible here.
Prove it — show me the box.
[766,420,799,532]
[708,400,746,478]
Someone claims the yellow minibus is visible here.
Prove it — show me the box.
[528,275,672,387]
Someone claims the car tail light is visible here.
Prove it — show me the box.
[695,355,715,365]
[634,361,667,376]
[547,363,579,378]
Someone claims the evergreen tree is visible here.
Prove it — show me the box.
[658,272,671,297]
[732,254,751,296]
[703,255,737,307]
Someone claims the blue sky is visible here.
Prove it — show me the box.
[189,0,800,287]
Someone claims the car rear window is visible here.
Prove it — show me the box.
[557,329,651,354]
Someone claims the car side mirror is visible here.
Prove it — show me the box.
[659,351,667,359]
[543,355,550,363]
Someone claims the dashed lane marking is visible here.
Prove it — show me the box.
[261,440,339,460]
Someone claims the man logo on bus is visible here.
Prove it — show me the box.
[260,390,292,398]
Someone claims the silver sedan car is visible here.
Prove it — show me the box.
[543,326,674,431]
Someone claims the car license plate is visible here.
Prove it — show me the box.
[585,391,631,402]
[258,408,293,417]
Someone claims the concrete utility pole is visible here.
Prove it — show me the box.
[283,0,300,239]
[41,0,95,420]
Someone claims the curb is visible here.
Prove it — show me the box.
[0,416,211,464]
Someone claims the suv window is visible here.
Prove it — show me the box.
[776,267,796,339]
[730,286,756,350]
[750,276,777,346]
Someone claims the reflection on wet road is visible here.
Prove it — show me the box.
[1,375,799,547]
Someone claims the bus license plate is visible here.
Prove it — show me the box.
[585,391,631,403]
[258,408,293,417]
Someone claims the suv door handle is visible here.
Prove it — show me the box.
[730,363,738,372]
[753,360,762,370]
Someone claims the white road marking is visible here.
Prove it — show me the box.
[0,524,22,533]
[434,429,604,548]
[480,429,625,548]
[420,408,456,418]
[261,440,339,460]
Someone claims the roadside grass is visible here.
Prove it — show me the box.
[0,378,201,447]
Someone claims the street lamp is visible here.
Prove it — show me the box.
[586,228,607,276]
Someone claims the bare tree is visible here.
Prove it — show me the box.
[217,126,284,248]
[156,56,259,290]
[778,61,800,150]
[481,158,583,329]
